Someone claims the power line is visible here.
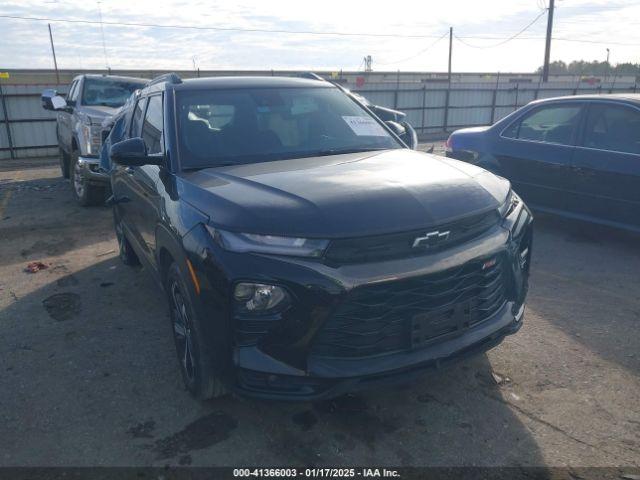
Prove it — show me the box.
[377,31,449,65]
[1,13,637,47]
[453,10,547,49]
[551,37,639,46]
[0,14,447,39]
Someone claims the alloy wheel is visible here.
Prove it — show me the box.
[170,280,196,383]
[73,160,85,198]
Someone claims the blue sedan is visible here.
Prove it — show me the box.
[446,94,640,233]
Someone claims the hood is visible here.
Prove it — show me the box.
[80,105,118,124]
[179,149,510,238]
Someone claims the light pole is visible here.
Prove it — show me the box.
[606,48,611,83]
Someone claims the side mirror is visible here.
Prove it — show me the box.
[110,137,163,167]
[371,105,402,123]
[41,89,68,111]
[400,121,419,150]
[385,120,418,150]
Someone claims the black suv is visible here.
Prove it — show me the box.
[107,74,533,400]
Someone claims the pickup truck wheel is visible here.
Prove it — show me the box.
[166,262,226,400]
[59,148,70,179]
[113,210,140,266]
[71,151,104,206]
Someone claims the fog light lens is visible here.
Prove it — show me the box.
[234,282,288,312]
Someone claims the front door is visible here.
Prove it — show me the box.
[58,79,79,150]
[123,93,165,265]
[494,102,584,212]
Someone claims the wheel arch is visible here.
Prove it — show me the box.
[155,223,190,286]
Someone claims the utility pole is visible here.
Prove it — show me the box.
[448,27,453,84]
[364,55,372,72]
[542,0,555,82]
[48,23,60,84]
[444,27,453,133]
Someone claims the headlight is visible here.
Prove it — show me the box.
[206,226,329,258]
[498,189,521,219]
[81,121,102,156]
[234,282,289,313]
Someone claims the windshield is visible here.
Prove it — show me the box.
[176,86,402,169]
[82,78,146,108]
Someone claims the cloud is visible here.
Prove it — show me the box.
[0,0,638,72]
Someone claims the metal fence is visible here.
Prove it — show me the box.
[356,80,639,136]
[1,72,638,160]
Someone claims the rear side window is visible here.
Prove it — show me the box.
[142,95,164,154]
[130,98,147,137]
[583,103,640,155]
[504,105,581,146]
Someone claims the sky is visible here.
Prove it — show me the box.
[0,0,638,73]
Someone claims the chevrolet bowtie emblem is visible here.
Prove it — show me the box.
[412,230,451,248]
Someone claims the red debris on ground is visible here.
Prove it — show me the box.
[24,261,49,273]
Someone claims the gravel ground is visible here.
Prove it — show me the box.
[0,154,639,469]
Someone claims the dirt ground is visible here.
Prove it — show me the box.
[0,153,639,470]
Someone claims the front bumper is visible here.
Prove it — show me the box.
[77,156,109,185]
[235,304,524,401]
[188,208,532,401]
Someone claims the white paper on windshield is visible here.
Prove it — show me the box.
[342,116,387,136]
[51,96,66,109]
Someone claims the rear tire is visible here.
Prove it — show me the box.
[166,262,226,400]
[113,209,140,266]
[71,150,105,206]
[59,148,70,179]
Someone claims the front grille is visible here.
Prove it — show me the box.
[312,256,507,358]
[324,209,499,265]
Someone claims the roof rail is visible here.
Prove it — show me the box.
[147,72,182,87]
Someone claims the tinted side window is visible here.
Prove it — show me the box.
[130,98,147,137]
[583,103,640,155]
[509,105,581,146]
[142,95,163,154]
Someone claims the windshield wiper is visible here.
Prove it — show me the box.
[312,147,390,157]
[182,162,239,171]
[94,102,120,108]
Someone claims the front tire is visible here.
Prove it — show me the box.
[166,262,226,400]
[71,151,105,206]
[59,147,70,179]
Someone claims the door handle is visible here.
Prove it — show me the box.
[125,167,135,175]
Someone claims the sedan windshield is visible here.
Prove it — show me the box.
[176,86,402,168]
[82,78,146,108]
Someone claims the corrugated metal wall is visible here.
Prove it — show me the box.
[1,73,637,160]
[0,84,69,159]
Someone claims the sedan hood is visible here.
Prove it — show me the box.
[179,149,510,238]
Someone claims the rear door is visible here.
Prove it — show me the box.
[494,102,585,211]
[570,101,640,230]
[111,96,147,253]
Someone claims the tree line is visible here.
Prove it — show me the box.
[536,60,640,76]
